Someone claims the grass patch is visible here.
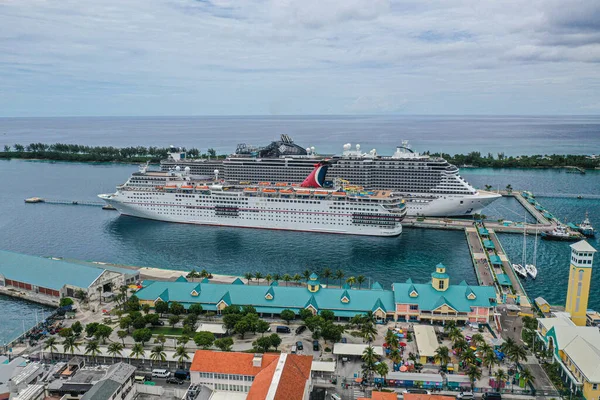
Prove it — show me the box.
[150,327,184,336]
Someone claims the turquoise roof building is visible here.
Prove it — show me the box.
[136,264,498,324]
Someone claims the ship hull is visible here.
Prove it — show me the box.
[540,233,581,242]
[404,191,500,217]
[99,196,403,237]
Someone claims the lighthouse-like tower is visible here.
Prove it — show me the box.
[565,240,596,326]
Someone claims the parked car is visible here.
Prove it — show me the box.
[313,340,319,351]
[296,341,303,351]
[276,326,291,333]
[456,391,474,399]
[341,337,347,343]
[402,389,431,395]
[295,325,307,335]
[166,377,184,385]
[482,393,501,400]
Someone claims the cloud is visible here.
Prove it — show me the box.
[0,0,599,116]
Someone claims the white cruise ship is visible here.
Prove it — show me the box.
[161,137,500,217]
[99,161,407,237]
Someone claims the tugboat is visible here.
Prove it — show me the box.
[578,213,596,237]
[541,225,582,241]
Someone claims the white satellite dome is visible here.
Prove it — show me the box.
[214,169,219,175]
[306,147,311,153]
[311,146,315,151]
[343,143,351,151]
[184,166,191,174]
[356,144,361,151]
[175,166,181,172]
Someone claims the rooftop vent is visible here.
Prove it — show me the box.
[252,353,263,368]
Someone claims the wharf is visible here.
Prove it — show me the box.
[24,198,105,207]
[464,227,495,287]
[501,191,552,225]
[403,217,553,234]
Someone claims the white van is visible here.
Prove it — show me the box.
[152,369,170,378]
[330,394,342,400]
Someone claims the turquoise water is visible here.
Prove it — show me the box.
[0,295,53,346]
[0,161,598,344]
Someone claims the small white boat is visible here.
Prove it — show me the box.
[512,263,528,278]
[525,264,537,279]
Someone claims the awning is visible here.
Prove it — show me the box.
[333,343,384,356]
[496,274,512,287]
[478,228,489,236]
[483,240,495,249]
[489,255,502,265]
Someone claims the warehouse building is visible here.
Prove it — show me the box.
[0,250,138,302]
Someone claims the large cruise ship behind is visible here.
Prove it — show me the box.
[161,136,500,217]
[99,161,407,237]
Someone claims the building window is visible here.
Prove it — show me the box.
[409,305,418,311]
[438,280,445,290]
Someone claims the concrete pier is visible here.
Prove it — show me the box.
[464,227,495,287]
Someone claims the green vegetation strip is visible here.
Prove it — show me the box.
[150,327,184,336]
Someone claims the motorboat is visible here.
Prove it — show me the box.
[512,263,528,278]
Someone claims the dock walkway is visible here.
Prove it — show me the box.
[509,192,552,225]
[464,227,495,287]
[488,228,532,309]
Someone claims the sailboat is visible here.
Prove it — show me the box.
[513,222,529,279]
[525,227,538,279]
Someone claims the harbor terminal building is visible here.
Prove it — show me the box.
[136,263,497,324]
[0,250,139,303]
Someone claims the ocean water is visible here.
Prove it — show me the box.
[0,295,53,346]
[0,115,599,343]
[1,115,600,156]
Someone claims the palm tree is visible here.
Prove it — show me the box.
[361,322,377,343]
[85,340,101,363]
[345,276,356,288]
[509,344,528,366]
[506,184,513,193]
[453,337,469,355]
[494,368,507,389]
[244,272,253,285]
[460,348,477,369]
[434,346,451,371]
[130,343,145,363]
[484,184,493,191]
[282,274,292,286]
[335,269,345,287]
[45,337,58,360]
[63,336,79,356]
[448,327,464,344]
[482,346,497,374]
[375,361,389,381]
[443,320,457,333]
[466,365,482,390]
[322,268,332,286]
[471,333,485,348]
[501,337,517,355]
[389,349,402,366]
[175,346,189,368]
[265,274,272,286]
[254,272,264,285]
[519,367,535,388]
[177,335,190,346]
[272,273,281,283]
[302,269,311,282]
[292,273,302,285]
[356,275,366,289]
[385,330,399,350]
[361,345,378,380]
[107,342,124,362]
[150,345,167,367]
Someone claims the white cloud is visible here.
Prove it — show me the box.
[0,0,599,116]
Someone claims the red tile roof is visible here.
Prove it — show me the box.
[247,354,313,400]
[357,391,398,400]
[190,350,279,376]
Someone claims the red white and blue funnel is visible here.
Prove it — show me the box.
[300,161,331,188]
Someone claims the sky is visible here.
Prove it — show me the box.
[1,0,600,116]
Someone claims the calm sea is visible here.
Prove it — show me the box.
[1,115,600,156]
[0,116,599,343]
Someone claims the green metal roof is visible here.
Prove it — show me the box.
[371,282,383,290]
[135,279,395,317]
[0,250,107,291]
[309,273,319,280]
[478,228,489,235]
[232,278,245,285]
[483,240,495,249]
[392,280,496,313]
[175,276,188,282]
[496,274,512,287]
[431,272,449,279]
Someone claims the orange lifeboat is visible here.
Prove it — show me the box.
[164,185,177,189]
[291,183,300,187]
[279,189,294,195]
[314,191,329,196]
[196,185,209,190]
[262,188,277,193]
[295,190,311,196]
[332,191,346,196]
[275,182,289,187]
[244,187,258,192]
[181,185,193,189]
[259,182,271,186]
